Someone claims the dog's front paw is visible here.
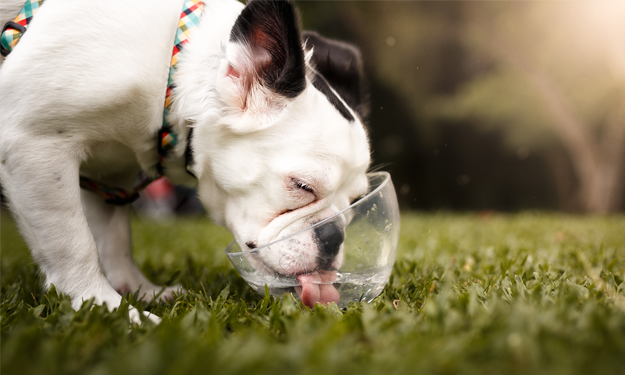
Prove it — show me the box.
[72,289,161,325]
[143,310,162,324]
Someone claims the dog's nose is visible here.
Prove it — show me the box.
[314,222,344,266]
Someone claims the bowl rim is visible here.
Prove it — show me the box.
[225,171,393,257]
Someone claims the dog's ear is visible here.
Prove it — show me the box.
[218,0,306,132]
[302,31,368,122]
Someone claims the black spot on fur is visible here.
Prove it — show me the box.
[246,241,257,249]
[302,31,368,122]
[230,0,306,98]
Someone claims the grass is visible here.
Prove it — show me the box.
[2,211,625,375]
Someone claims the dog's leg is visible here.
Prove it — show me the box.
[81,182,182,302]
[0,141,158,324]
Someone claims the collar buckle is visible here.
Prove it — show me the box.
[1,21,27,56]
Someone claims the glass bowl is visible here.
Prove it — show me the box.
[225,172,400,308]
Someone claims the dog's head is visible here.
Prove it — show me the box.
[186,0,370,277]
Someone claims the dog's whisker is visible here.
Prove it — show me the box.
[213,225,227,241]
[368,163,392,173]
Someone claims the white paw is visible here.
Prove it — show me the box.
[129,307,161,325]
[128,307,142,324]
[71,289,122,311]
[71,292,161,325]
[143,310,162,324]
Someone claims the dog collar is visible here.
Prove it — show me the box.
[0,0,42,56]
[2,0,203,204]
[157,0,204,176]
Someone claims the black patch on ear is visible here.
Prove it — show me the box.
[230,0,306,98]
[303,31,368,122]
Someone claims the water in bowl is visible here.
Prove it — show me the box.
[238,267,392,308]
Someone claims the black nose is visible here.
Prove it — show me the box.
[314,222,344,266]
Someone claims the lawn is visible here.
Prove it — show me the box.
[2,212,625,375]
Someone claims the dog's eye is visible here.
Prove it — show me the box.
[295,180,314,193]
[288,178,317,204]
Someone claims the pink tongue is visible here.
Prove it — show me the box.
[295,273,340,308]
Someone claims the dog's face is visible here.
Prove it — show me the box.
[190,1,370,277]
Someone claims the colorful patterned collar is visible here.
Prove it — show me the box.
[2,0,204,205]
[158,0,204,176]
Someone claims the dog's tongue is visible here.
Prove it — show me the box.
[295,273,340,308]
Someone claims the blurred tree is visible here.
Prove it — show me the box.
[440,2,625,213]
[296,1,625,212]
[296,1,489,210]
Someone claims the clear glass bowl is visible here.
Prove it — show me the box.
[225,172,400,308]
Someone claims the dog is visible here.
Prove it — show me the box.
[0,0,370,322]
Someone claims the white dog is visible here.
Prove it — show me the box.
[0,0,370,322]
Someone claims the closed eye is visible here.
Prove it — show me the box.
[282,177,317,215]
[291,177,316,195]
[295,180,314,193]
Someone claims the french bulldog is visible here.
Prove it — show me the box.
[0,0,370,322]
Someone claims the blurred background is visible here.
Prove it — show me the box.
[4,1,623,216]
[291,0,625,214]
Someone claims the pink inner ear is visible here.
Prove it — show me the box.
[225,46,273,112]
[227,65,240,79]
[225,60,251,111]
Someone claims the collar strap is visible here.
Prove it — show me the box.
[1,0,43,56]
[157,0,204,175]
[79,175,155,206]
